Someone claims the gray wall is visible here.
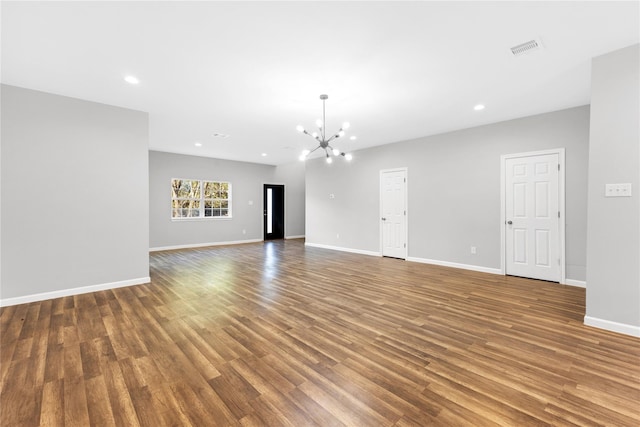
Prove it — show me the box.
[306,106,589,281]
[586,44,639,329]
[149,151,274,248]
[149,152,306,248]
[1,84,150,301]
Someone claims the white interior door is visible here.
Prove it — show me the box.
[381,169,407,259]
[505,153,560,281]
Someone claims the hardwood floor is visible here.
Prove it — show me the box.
[1,239,639,426]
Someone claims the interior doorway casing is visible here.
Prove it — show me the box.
[500,148,566,283]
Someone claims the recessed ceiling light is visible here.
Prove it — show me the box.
[194,142,202,147]
[350,136,357,140]
[474,104,485,111]
[261,153,267,157]
[124,75,139,85]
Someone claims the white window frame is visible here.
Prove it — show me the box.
[171,178,232,220]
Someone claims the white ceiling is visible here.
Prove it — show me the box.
[2,1,638,165]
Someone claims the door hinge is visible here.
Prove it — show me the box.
[404,243,406,248]
[404,178,406,183]
[558,211,560,218]
[404,210,406,215]
[557,164,560,171]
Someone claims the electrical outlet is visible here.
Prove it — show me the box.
[242,229,246,235]
[471,246,477,254]
[336,233,340,239]
[605,183,632,197]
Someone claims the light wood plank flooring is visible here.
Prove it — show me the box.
[1,239,639,426]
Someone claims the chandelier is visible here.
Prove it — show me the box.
[296,94,353,163]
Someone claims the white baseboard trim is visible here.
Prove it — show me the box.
[564,279,586,288]
[0,276,151,307]
[285,235,305,240]
[150,239,263,252]
[304,242,381,257]
[406,257,502,275]
[584,316,640,338]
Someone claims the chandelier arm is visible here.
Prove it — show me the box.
[327,145,343,157]
[308,146,322,154]
[305,133,322,144]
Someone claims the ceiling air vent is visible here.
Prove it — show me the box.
[510,39,542,57]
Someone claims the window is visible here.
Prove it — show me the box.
[171,179,231,219]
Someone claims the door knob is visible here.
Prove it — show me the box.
[381,217,387,221]
[507,220,513,225]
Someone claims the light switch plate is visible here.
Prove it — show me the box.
[605,183,632,197]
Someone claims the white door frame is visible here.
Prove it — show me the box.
[379,167,408,259]
[500,148,566,283]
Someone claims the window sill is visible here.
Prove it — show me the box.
[171,217,233,222]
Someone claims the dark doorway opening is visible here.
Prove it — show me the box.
[263,184,284,240]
